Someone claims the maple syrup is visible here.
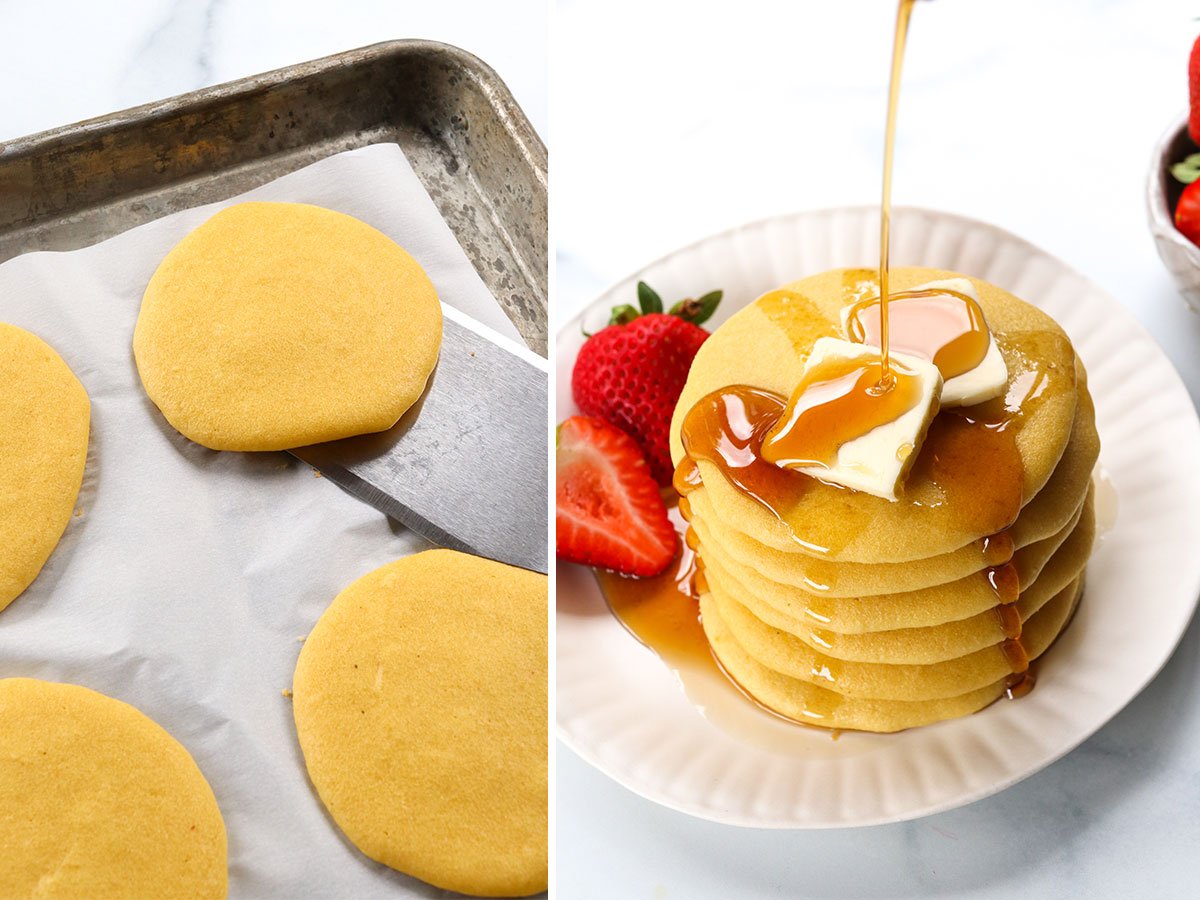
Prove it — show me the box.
[876,0,920,383]
[595,538,706,665]
[679,377,1030,541]
[845,287,992,380]
[761,355,924,469]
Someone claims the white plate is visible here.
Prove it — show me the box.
[555,206,1200,828]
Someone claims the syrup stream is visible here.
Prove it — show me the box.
[878,0,919,385]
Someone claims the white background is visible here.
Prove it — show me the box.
[0,0,548,141]
[556,1,1200,898]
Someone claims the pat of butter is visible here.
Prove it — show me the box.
[904,278,1007,408]
[765,337,941,501]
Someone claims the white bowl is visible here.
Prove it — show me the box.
[1147,113,1200,314]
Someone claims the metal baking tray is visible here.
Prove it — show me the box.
[0,39,548,355]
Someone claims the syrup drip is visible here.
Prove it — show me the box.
[673,456,702,496]
[679,385,808,522]
[979,531,1015,564]
[845,287,991,380]
[981,534,1034,698]
[760,356,924,469]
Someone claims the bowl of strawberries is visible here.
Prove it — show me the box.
[1148,39,1200,314]
[1148,114,1200,313]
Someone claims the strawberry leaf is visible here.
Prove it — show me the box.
[637,281,663,315]
[669,289,722,326]
[691,290,722,325]
[608,303,640,326]
[1172,153,1200,184]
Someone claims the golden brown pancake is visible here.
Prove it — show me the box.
[0,679,226,897]
[669,267,1096,732]
[704,495,1094,665]
[702,579,1083,733]
[0,323,90,613]
[134,202,443,451]
[697,488,1092,638]
[293,550,547,897]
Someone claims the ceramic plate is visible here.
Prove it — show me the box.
[555,206,1200,828]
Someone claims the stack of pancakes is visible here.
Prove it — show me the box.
[668,267,1099,733]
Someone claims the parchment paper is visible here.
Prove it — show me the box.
[0,144,534,898]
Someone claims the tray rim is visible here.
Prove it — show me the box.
[0,39,546,184]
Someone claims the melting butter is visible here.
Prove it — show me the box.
[760,337,941,501]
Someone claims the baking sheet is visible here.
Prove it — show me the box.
[0,143,535,897]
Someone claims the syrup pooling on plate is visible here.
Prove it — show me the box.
[595,539,704,663]
[597,521,846,728]
[760,355,925,469]
[845,288,991,380]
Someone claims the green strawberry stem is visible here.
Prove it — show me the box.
[597,281,723,330]
[637,281,664,314]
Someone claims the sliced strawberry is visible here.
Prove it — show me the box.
[556,416,676,577]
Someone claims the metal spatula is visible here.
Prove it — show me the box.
[292,305,548,573]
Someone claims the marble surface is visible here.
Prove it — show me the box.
[557,0,1200,897]
[0,0,547,141]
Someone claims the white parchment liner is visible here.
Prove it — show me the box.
[0,143,527,898]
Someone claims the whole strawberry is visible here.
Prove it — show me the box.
[1190,35,1200,144]
[572,282,721,485]
[1177,181,1200,245]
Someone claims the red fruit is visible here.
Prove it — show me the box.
[1190,35,1200,144]
[556,416,676,577]
[573,313,710,485]
[1176,181,1200,245]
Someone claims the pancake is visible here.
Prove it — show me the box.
[134,201,443,451]
[0,323,90,613]
[292,549,547,898]
[702,579,1084,733]
[0,679,226,897]
[697,487,1092,636]
[704,495,1095,665]
[670,267,1081,562]
[687,373,1099,573]
[705,570,1083,702]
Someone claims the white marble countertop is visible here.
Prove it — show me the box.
[0,0,547,141]
[557,0,1200,897]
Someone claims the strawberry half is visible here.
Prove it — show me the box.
[556,415,676,577]
[572,281,720,485]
